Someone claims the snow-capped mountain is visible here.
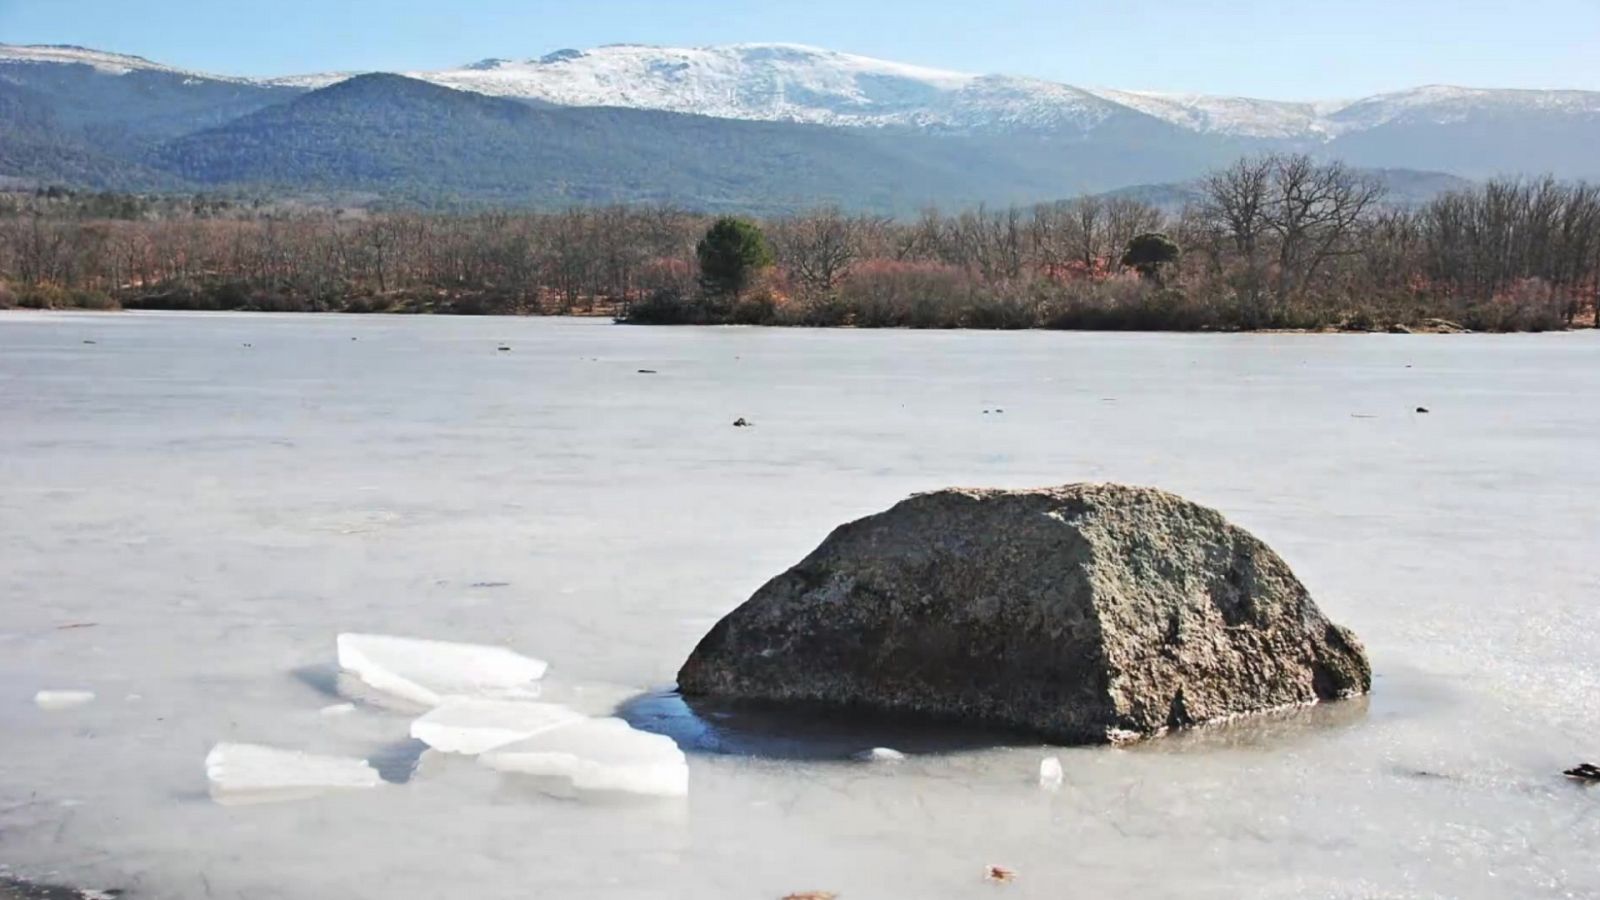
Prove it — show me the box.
[2,40,1598,207]
[4,40,1598,143]
[0,43,234,79]
[400,43,1127,132]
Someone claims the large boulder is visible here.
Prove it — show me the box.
[677,484,1370,744]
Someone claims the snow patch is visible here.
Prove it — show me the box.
[410,698,585,755]
[336,633,547,707]
[480,717,688,797]
[0,43,250,83]
[204,742,381,805]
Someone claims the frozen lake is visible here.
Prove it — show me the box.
[2,310,1597,899]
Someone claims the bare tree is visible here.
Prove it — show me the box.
[1262,155,1386,301]
[772,206,858,297]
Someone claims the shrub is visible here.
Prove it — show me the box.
[838,260,978,328]
[619,288,702,325]
[729,292,778,325]
[1462,279,1568,333]
[15,284,67,309]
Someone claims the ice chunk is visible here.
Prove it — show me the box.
[480,717,689,797]
[335,633,548,707]
[205,742,381,805]
[34,690,96,710]
[319,702,356,717]
[410,699,585,755]
[1039,756,1064,789]
[858,747,906,762]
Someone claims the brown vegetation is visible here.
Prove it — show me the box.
[1,155,1596,331]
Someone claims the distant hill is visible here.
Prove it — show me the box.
[147,74,1240,213]
[0,80,181,190]
[1098,168,1476,212]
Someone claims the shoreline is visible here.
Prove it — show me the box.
[5,306,1595,335]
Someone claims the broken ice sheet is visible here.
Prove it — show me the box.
[480,717,688,797]
[34,690,96,710]
[1039,756,1064,789]
[205,742,382,806]
[410,699,586,755]
[335,633,547,707]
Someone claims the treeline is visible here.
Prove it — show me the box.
[2,155,1597,331]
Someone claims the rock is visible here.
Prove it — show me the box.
[1416,407,1430,414]
[1564,763,1600,782]
[0,877,122,899]
[1387,324,1413,334]
[1421,318,1467,334]
[677,484,1370,745]
[732,417,752,427]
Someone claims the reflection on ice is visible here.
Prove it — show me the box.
[620,691,1035,760]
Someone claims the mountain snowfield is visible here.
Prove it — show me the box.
[7,41,1599,140]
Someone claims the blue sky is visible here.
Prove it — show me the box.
[2,0,1597,99]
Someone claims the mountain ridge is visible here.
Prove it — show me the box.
[5,41,1598,143]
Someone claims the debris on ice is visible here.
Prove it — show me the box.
[985,864,1017,883]
[335,633,548,707]
[480,717,689,797]
[204,742,381,805]
[410,698,586,755]
[1039,756,1064,790]
[34,690,96,710]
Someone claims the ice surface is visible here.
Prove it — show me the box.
[3,314,1599,899]
[204,743,381,805]
[335,633,547,707]
[481,717,689,797]
[1039,756,1063,789]
[33,690,95,710]
[319,702,356,717]
[409,699,585,755]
